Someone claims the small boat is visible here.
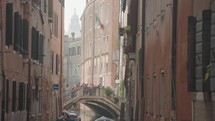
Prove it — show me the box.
[57,110,81,121]
[67,112,81,121]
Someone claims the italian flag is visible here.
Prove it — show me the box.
[95,15,104,30]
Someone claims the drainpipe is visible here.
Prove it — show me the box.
[92,1,95,85]
[0,0,4,120]
[27,59,32,121]
[59,1,63,113]
[171,0,178,120]
[141,0,146,121]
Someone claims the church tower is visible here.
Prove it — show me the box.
[66,8,81,37]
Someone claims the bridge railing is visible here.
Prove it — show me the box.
[63,86,120,107]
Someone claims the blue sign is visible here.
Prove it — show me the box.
[53,84,59,90]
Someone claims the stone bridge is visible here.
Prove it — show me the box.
[63,87,121,120]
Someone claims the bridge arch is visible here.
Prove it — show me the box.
[64,96,120,120]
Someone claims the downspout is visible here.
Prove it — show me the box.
[0,0,4,120]
[27,1,32,120]
[83,13,85,84]
[92,1,95,85]
[171,0,178,120]
[141,0,146,121]
[27,59,31,121]
[59,1,63,113]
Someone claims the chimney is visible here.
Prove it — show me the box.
[71,32,75,40]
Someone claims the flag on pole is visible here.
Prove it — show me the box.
[95,14,104,30]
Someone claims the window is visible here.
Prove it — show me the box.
[161,0,166,13]
[103,37,106,52]
[31,27,39,60]
[38,33,44,64]
[6,79,10,113]
[94,59,97,74]
[6,3,13,47]
[90,43,92,57]
[156,0,161,16]
[188,16,196,91]
[153,74,156,115]
[53,13,58,37]
[48,0,53,18]
[19,82,26,111]
[74,47,76,56]
[14,12,21,51]
[32,0,40,6]
[160,70,165,117]
[89,66,91,76]
[146,0,150,27]
[153,0,155,20]
[39,89,42,113]
[58,0,65,7]
[23,19,29,54]
[40,0,45,12]
[106,62,108,73]
[90,14,92,31]
[56,54,59,74]
[44,0,47,13]
[146,77,149,114]
[77,46,81,55]
[69,48,72,56]
[51,52,54,73]
[12,81,16,112]
[31,27,44,63]
[106,36,109,52]
[13,15,29,54]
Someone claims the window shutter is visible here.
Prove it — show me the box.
[210,3,215,91]
[23,19,29,54]
[36,31,39,60]
[52,52,54,73]
[31,27,34,59]
[188,16,196,91]
[12,81,16,111]
[18,82,25,111]
[6,79,10,113]
[14,12,20,51]
[6,3,13,46]
[56,54,58,74]
[195,10,211,92]
[31,27,36,59]
[48,0,53,18]
[39,34,44,64]
[20,19,24,54]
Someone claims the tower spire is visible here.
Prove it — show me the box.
[74,8,76,14]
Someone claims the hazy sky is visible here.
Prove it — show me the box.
[64,0,86,33]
